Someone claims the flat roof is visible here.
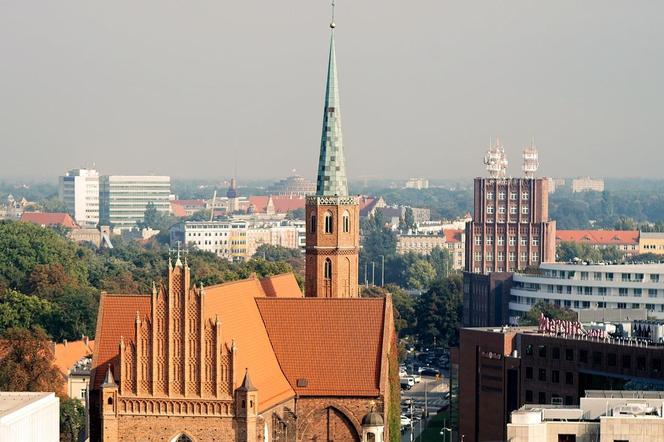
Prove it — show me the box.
[0,392,53,418]
[539,262,664,272]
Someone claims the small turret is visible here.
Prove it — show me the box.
[361,404,385,442]
[235,369,258,442]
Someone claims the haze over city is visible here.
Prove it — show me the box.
[1,0,662,180]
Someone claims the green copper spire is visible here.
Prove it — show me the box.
[316,22,348,197]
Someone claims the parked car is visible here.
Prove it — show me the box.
[420,367,440,377]
[411,373,422,383]
[400,415,412,428]
[400,377,414,390]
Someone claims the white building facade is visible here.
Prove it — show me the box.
[171,220,248,261]
[99,175,171,230]
[0,392,59,442]
[58,168,100,226]
[511,262,664,321]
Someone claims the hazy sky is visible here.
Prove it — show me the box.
[0,1,662,181]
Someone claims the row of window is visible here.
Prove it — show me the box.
[486,191,529,200]
[474,227,541,235]
[524,390,574,406]
[475,237,540,246]
[524,344,663,372]
[475,252,539,262]
[310,212,351,234]
[486,206,529,215]
[547,270,661,283]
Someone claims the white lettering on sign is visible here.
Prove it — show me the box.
[538,313,604,339]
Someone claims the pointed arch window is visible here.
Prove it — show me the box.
[342,210,350,233]
[172,435,193,442]
[324,211,333,234]
[324,258,332,280]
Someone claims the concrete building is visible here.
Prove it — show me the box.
[396,233,446,255]
[99,175,171,230]
[404,178,429,189]
[59,168,100,226]
[556,229,640,256]
[171,220,248,261]
[246,223,302,257]
[445,228,466,271]
[267,174,316,196]
[640,232,664,255]
[458,322,664,442]
[0,392,59,442]
[571,177,605,193]
[511,262,664,321]
[465,140,556,274]
[508,391,664,442]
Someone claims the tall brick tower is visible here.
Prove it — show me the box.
[305,18,360,298]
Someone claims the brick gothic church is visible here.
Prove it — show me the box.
[90,18,398,442]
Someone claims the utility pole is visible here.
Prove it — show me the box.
[364,261,368,287]
[371,261,375,286]
[380,255,385,286]
[410,401,414,442]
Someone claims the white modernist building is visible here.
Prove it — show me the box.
[511,262,664,321]
[0,392,59,442]
[58,168,100,226]
[99,175,171,230]
[171,220,248,261]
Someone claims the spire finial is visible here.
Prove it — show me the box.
[330,1,336,28]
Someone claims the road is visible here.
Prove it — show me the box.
[400,375,450,442]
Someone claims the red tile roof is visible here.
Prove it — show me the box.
[248,196,305,214]
[20,212,78,229]
[169,201,187,217]
[556,230,639,246]
[53,339,94,376]
[260,273,303,298]
[202,276,296,410]
[256,297,386,397]
[444,229,464,243]
[91,294,151,390]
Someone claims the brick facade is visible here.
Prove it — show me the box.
[305,195,360,298]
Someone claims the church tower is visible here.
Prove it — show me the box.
[305,16,360,298]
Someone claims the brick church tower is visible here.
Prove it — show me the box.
[305,20,360,298]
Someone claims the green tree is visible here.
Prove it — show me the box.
[429,246,452,279]
[521,300,577,326]
[60,397,85,442]
[0,290,55,334]
[415,274,463,347]
[361,212,397,264]
[142,202,160,228]
[361,284,416,334]
[403,207,416,232]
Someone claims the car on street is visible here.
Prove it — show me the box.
[411,373,422,383]
[419,367,440,377]
[400,377,414,390]
[400,415,412,428]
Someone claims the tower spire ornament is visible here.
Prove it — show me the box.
[316,1,347,197]
[305,6,360,298]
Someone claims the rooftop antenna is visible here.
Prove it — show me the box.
[522,136,539,178]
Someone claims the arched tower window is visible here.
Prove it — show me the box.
[310,214,317,233]
[324,211,333,234]
[172,434,193,442]
[324,258,332,280]
[342,210,350,233]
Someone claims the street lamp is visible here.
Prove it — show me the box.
[440,427,451,442]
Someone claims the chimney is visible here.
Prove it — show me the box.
[63,339,67,347]
[83,335,89,347]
